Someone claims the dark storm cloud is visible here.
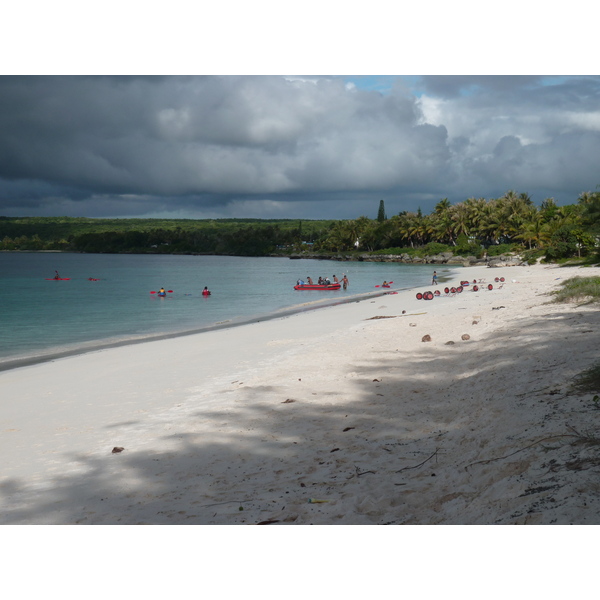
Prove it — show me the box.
[0,75,599,218]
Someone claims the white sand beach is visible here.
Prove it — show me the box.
[2,263,600,526]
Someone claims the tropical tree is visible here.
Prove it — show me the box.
[431,198,455,245]
[377,200,387,223]
[579,189,600,235]
[540,197,558,222]
[514,209,551,249]
[477,199,504,245]
[376,214,407,249]
[450,202,471,239]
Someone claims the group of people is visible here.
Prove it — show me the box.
[297,274,349,289]
[156,286,211,297]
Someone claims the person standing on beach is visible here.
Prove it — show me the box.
[432,271,438,285]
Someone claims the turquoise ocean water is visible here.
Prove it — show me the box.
[1,252,445,368]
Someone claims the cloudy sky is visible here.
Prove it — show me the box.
[2,6,598,221]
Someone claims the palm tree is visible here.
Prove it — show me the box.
[354,216,377,251]
[431,198,455,245]
[397,212,424,248]
[578,190,600,235]
[514,209,550,249]
[476,199,501,245]
[464,197,487,238]
[450,202,471,239]
[540,197,558,222]
[492,191,535,243]
[434,198,452,215]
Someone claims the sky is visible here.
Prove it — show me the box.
[1,4,598,222]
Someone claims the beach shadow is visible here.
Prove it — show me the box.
[2,306,600,525]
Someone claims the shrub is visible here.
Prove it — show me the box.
[486,243,518,257]
[454,234,482,258]
[371,247,417,256]
[521,248,545,265]
[551,276,600,304]
[423,242,451,255]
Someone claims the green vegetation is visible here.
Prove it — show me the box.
[0,217,334,256]
[570,361,600,416]
[551,276,600,305]
[571,363,600,396]
[377,199,387,223]
[1,187,599,259]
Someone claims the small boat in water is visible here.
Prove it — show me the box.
[294,283,341,290]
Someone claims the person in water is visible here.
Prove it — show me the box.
[202,286,211,296]
[432,271,438,285]
[342,274,349,290]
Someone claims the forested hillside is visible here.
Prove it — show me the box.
[1,189,599,261]
[0,217,333,255]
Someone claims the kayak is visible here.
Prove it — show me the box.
[294,283,341,290]
[45,278,71,280]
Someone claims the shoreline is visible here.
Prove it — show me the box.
[1,252,451,372]
[2,262,599,524]
[0,285,423,373]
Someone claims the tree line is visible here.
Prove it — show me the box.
[1,189,599,261]
[313,190,600,262]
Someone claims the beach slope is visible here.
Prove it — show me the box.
[1,264,599,524]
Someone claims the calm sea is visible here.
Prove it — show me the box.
[1,252,445,368]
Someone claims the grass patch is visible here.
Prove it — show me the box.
[571,363,600,396]
[551,276,600,305]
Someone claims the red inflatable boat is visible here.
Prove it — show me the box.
[294,283,341,290]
